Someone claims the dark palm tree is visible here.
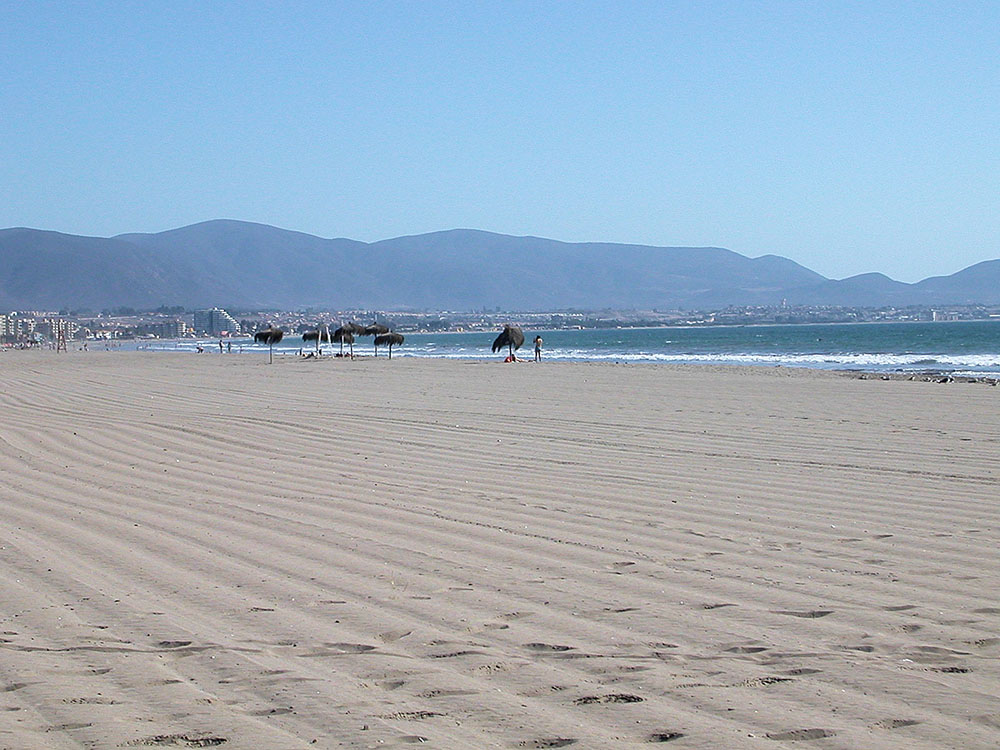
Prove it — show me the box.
[254,326,284,363]
[491,325,525,361]
[374,332,404,359]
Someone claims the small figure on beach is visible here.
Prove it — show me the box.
[219,340,224,353]
[534,335,542,361]
[227,341,232,353]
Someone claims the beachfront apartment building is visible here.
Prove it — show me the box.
[193,308,240,336]
[1,314,36,342]
[36,318,81,340]
[133,319,187,339]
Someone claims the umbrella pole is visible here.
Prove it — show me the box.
[269,342,273,364]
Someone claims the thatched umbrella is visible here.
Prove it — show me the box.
[358,322,388,356]
[491,325,524,361]
[374,332,404,359]
[254,326,284,364]
[332,326,356,357]
[302,324,332,354]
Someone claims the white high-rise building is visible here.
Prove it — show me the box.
[193,308,240,336]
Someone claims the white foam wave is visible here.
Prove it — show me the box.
[145,339,1000,375]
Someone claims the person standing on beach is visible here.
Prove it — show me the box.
[534,335,542,361]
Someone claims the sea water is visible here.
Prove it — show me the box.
[146,320,1000,377]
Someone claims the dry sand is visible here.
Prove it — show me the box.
[0,350,997,749]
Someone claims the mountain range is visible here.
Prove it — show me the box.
[1,220,998,311]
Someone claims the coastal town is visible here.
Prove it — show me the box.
[2,303,1000,347]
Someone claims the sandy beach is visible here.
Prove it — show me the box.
[0,351,997,749]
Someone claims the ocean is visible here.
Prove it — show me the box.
[145,320,1000,377]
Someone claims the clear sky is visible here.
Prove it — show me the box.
[3,1,998,282]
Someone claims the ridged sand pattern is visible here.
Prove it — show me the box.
[0,351,997,748]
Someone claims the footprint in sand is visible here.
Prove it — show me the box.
[325,642,377,653]
[378,711,444,721]
[430,649,487,659]
[379,629,412,643]
[765,729,836,741]
[913,645,970,656]
[524,643,575,653]
[49,722,93,732]
[125,735,227,747]
[725,645,768,654]
[970,637,1000,648]
[574,694,644,705]
[929,666,971,673]
[647,732,684,742]
[608,561,638,574]
[298,643,377,657]
[477,662,516,674]
[771,610,833,619]
[884,604,917,611]
[499,611,533,621]
[870,719,920,730]
[517,740,577,748]
[251,707,293,716]
[418,688,478,698]
[740,676,794,687]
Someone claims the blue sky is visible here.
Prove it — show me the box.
[2,1,997,282]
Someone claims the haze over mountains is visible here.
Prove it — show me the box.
[1,220,998,311]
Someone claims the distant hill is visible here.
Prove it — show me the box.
[0,220,997,310]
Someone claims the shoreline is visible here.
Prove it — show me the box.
[6,345,1000,384]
